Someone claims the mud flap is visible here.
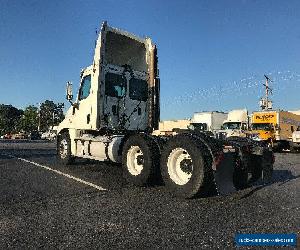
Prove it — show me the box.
[261,150,274,183]
[213,152,236,195]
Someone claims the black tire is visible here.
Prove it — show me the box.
[57,132,74,165]
[122,134,160,186]
[160,135,208,198]
[233,157,249,190]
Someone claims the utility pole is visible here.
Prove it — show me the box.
[260,75,273,110]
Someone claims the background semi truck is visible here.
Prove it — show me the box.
[290,127,300,152]
[56,22,273,198]
[251,110,300,151]
[216,109,249,138]
[153,111,227,136]
[289,110,300,152]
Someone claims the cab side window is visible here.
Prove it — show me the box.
[79,75,91,100]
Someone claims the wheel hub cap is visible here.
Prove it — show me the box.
[127,146,144,176]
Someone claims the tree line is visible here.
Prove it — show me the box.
[0,100,64,135]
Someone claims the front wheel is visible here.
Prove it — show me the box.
[57,132,74,165]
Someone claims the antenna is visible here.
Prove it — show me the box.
[259,75,273,110]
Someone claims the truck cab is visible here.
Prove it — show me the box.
[250,122,276,142]
[59,23,159,134]
[290,126,300,152]
[57,22,160,162]
[216,109,249,138]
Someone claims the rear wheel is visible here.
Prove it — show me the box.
[122,134,159,186]
[160,135,207,198]
[57,132,74,165]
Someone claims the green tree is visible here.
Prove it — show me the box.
[18,105,38,132]
[0,104,23,134]
[39,100,64,131]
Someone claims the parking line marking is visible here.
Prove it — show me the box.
[12,156,107,191]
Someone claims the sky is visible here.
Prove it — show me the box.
[0,0,300,120]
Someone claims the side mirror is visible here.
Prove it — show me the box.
[66,81,73,101]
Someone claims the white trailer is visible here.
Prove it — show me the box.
[190,111,228,132]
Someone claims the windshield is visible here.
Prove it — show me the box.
[252,123,273,131]
[79,75,91,100]
[190,123,208,131]
[221,122,241,130]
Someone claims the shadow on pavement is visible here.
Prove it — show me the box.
[240,170,300,199]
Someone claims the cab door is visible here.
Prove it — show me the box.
[71,73,97,130]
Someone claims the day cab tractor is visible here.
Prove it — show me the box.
[56,22,274,198]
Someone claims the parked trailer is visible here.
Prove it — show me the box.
[56,22,273,198]
[190,111,228,134]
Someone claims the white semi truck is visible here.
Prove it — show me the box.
[153,111,227,136]
[57,22,274,198]
[217,109,249,139]
[289,111,300,152]
[290,127,300,152]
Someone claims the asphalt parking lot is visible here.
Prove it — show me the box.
[0,141,299,249]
